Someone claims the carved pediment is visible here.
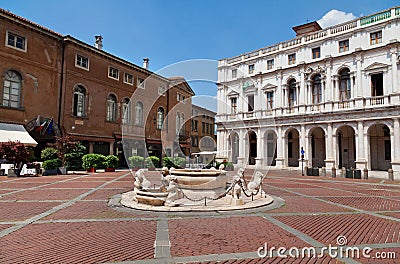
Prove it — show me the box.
[227,90,239,98]
[305,65,326,80]
[261,83,277,91]
[364,62,390,71]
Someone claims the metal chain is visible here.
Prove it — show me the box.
[175,179,238,202]
[238,181,261,197]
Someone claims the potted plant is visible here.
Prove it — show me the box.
[42,158,62,175]
[0,141,30,176]
[128,156,144,170]
[103,155,119,172]
[82,154,105,172]
[145,156,160,171]
[52,136,86,174]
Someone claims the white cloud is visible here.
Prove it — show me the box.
[317,10,357,28]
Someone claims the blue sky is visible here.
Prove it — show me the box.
[1,0,398,111]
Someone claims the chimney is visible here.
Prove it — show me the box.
[95,35,103,50]
[143,58,149,69]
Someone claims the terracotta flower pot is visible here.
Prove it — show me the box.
[86,168,96,173]
[105,168,115,172]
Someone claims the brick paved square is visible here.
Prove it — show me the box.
[42,180,105,189]
[43,201,154,220]
[0,220,157,263]
[82,188,125,200]
[0,201,60,221]
[169,216,309,257]
[320,196,400,211]
[274,214,400,246]
[267,197,352,213]
[285,188,364,197]
[0,188,90,201]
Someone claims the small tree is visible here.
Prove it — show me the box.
[0,141,30,169]
[52,136,85,168]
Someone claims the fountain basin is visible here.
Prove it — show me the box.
[134,189,168,206]
[170,169,228,199]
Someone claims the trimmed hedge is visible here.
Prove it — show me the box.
[82,154,106,169]
[43,158,62,170]
[128,156,144,168]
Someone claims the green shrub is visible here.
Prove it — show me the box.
[64,143,86,170]
[145,156,160,168]
[104,155,119,168]
[43,159,62,170]
[128,156,144,168]
[41,147,58,161]
[173,157,186,168]
[82,154,106,169]
[162,156,186,168]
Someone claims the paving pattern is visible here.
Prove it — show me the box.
[0,169,399,263]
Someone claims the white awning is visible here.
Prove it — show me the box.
[0,123,37,146]
[191,151,218,156]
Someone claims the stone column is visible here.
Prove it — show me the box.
[355,52,363,107]
[300,125,308,166]
[392,118,400,179]
[237,129,246,167]
[325,123,335,169]
[255,128,263,168]
[355,121,367,170]
[275,126,284,168]
[299,71,306,114]
[391,48,399,103]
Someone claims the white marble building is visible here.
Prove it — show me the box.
[216,7,400,178]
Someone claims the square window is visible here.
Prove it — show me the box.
[267,59,274,70]
[339,40,349,52]
[288,54,296,65]
[108,67,119,80]
[370,31,382,45]
[76,54,89,69]
[248,64,254,74]
[312,47,320,59]
[232,69,237,78]
[124,73,133,85]
[6,31,26,51]
[137,77,145,89]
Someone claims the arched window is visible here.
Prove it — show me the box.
[122,98,131,124]
[339,68,351,101]
[157,107,164,130]
[176,112,180,135]
[2,70,22,108]
[73,85,86,117]
[106,94,117,122]
[312,74,322,104]
[288,79,297,107]
[134,101,143,126]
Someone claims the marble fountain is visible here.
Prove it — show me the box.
[120,166,274,212]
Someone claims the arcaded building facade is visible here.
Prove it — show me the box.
[216,7,400,178]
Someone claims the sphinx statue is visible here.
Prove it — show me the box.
[164,175,179,207]
[247,171,265,193]
[134,169,151,190]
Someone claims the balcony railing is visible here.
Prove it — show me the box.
[360,10,391,26]
[370,96,385,105]
[222,7,397,66]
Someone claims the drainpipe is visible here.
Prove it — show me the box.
[57,40,65,134]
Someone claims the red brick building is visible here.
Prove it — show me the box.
[0,9,194,166]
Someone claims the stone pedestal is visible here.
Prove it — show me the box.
[391,163,400,180]
[324,159,335,170]
[354,98,364,108]
[255,158,263,168]
[275,158,284,169]
[230,197,244,206]
[237,157,245,167]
